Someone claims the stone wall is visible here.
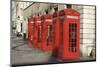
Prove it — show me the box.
[73,5,96,57]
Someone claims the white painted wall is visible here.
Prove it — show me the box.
[73,5,96,57]
[12,1,17,34]
[16,20,21,33]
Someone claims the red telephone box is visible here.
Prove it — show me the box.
[41,14,53,52]
[33,16,42,48]
[52,12,60,56]
[27,16,34,47]
[58,8,80,60]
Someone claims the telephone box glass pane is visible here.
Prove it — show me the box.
[46,25,52,46]
[38,25,42,42]
[69,23,77,52]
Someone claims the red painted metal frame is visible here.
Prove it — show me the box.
[33,16,41,48]
[27,16,34,47]
[58,8,80,60]
[41,14,53,52]
[52,12,60,56]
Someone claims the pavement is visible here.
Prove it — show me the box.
[11,33,96,66]
[11,34,59,65]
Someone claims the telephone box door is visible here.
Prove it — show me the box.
[27,16,34,47]
[41,14,53,52]
[33,16,41,48]
[66,17,80,59]
[66,9,80,59]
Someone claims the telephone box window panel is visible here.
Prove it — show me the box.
[11,1,96,67]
